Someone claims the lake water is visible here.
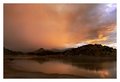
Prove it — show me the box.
[7,59,116,78]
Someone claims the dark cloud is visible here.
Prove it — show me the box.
[68,4,116,44]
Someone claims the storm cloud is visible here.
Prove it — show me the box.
[4,4,116,51]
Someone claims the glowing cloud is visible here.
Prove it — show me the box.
[4,4,116,51]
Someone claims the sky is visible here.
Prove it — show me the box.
[4,4,116,51]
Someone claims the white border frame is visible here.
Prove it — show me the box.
[0,0,119,82]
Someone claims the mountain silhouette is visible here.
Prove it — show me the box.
[63,44,116,57]
[26,44,116,58]
[4,44,116,58]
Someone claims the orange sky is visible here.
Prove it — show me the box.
[4,4,116,51]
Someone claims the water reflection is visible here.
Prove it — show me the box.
[9,60,116,78]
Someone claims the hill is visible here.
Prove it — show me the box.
[63,44,116,57]
[28,44,116,58]
[4,44,116,58]
[4,48,23,55]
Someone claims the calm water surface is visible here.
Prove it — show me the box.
[8,59,116,78]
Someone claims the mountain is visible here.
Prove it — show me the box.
[63,44,116,57]
[4,44,116,58]
[27,44,116,57]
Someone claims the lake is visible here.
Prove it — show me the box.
[4,57,116,78]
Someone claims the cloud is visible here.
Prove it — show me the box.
[67,4,116,45]
[4,4,116,51]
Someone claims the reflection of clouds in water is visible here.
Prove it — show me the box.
[97,70,109,78]
[9,60,114,78]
